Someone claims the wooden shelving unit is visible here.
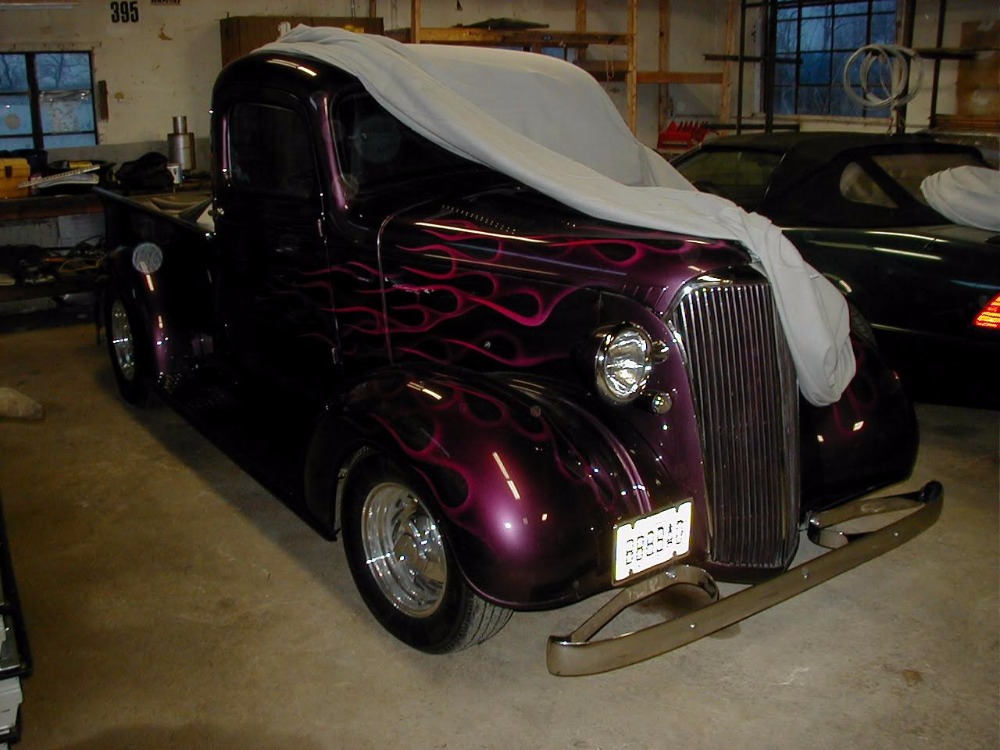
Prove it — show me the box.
[220,15,384,66]
[227,2,730,137]
[400,0,727,136]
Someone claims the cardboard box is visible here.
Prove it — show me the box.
[0,160,30,200]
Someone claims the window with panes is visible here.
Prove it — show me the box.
[0,51,97,150]
[773,0,898,118]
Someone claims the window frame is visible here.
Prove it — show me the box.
[225,99,320,201]
[767,0,899,121]
[0,49,98,151]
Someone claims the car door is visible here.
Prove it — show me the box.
[214,91,341,396]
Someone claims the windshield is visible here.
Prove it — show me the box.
[672,149,783,211]
[332,89,482,196]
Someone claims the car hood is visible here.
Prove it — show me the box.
[378,184,754,314]
[911,223,1000,246]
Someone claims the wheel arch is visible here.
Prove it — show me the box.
[100,240,211,391]
[303,365,668,609]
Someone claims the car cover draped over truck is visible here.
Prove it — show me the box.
[256,25,856,407]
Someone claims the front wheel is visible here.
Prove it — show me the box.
[105,290,151,407]
[340,451,511,653]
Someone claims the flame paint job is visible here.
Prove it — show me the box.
[96,53,921,610]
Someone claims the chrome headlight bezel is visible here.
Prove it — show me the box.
[131,241,163,275]
[593,324,653,405]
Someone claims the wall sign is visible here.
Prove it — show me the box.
[109,1,139,23]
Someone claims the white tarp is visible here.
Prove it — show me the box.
[921,165,1000,232]
[257,26,855,406]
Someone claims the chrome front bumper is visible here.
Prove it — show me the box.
[546,481,943,676]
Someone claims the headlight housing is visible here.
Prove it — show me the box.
[131,241,163,275]
[594,325,653,404]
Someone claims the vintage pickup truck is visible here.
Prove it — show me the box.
[97,29,941,676]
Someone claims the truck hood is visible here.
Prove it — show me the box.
[376,183,753,314]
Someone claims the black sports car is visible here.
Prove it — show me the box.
[673,133,1000,409]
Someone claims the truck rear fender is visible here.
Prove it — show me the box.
[101,240,213,388]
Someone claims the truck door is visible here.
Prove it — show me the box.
[214,94,340,396]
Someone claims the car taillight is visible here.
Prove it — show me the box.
[974,293,1000,329]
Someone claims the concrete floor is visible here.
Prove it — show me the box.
[0,321,997,750]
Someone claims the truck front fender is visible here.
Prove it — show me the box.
[304,365,676,609]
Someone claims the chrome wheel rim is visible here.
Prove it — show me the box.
[361,481,447,618]
[109,299,136,382]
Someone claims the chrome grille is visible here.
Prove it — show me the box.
[670,275,800,569]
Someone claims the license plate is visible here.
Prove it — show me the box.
[613,501,692,583]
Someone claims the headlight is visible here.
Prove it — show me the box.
[594,325,653,404]
[131,242,163,275]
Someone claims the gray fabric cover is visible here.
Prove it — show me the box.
[257,26,856,406]
[921,165,1000,232]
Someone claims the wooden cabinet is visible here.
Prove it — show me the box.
[220,16,385,67]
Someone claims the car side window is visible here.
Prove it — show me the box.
[675,150,781,211]
[228,102,318,199]
[332,89,477,195]
[838,161,897,208]
[871,151,983,206]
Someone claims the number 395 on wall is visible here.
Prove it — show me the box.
[110,1,139,23]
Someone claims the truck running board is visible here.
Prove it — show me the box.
[546,481,943,676]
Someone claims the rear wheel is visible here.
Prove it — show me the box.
[341,451,511,653]
[105,291,151,406]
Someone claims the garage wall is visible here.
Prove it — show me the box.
[908,0,999,129]
[0,0,995,162]
[0,0,727,157]
[735,0,999,135]
[0,0,359,157]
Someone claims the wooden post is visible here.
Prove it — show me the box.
[576,0,588,64]
[719,0,739,125]
[658,0,672,135]
[627,0,638,132]
[411,0,421,43]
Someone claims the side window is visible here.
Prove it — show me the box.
[333,90,476,195]
[676,150,782,211]
[228,102,317,199]
[838,161,897,208]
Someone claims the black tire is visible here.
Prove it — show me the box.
[340,450,511,653]
[104,290,152,407]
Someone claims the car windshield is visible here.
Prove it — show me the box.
[672,149,783,211]
[332,89,483,196]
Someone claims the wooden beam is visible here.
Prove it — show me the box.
[413,27,630,47]
[637,71,725,84]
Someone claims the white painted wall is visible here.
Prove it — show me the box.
[0,0,363,150]
[736,0,999,135]
[0,0,994,162]
[0,0,730,157]
[907,0,999,128]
